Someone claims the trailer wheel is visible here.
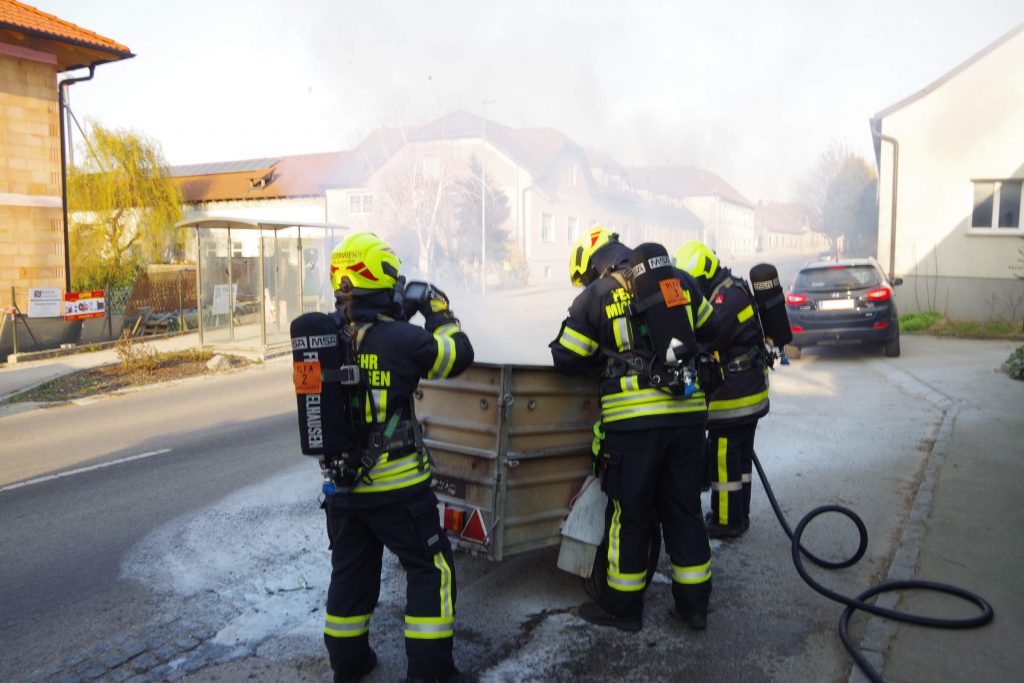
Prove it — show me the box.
[584,519,662,602]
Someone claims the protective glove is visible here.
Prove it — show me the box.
[590,420,604,477]
[420,284,451,316]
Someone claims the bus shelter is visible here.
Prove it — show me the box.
[177,217,349,357]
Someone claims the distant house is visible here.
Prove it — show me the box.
[0,0,131,311]
[171,151,349,227]
[755,201,828,256]
[322,111,704,284]
[629,166,756,259]
[871,23,1024,321]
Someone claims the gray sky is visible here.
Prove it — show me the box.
[43,0,1024,202]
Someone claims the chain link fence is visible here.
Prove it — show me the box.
[1,269,198,362]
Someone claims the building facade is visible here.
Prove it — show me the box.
[872,23,1024,321]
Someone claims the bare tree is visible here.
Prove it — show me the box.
[794,142,878,256]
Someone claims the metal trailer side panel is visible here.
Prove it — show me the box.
[416,363,599,561]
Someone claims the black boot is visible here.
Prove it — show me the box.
[670,605,707,631]
[577,601,642,633]
[334,650,377,683]
[705,513,749,539]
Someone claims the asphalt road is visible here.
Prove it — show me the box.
[0,363,297,681]
[0,339,958,682]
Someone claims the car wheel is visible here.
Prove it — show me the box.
[884,335,901,357]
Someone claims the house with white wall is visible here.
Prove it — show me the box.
[628,166,757,259]
[322,112,704,285]
[871,23,1024,321]
[755,201,829,256]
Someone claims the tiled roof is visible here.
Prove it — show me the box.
[0,0,132,56]
[171,151,350,203]
[756,201,811,234]
[631,165,753,207]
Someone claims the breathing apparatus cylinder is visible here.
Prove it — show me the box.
[749,263,793,348]
[290,312,358,458]
[626,243,699,395]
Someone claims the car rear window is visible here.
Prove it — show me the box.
[794,265,881,291]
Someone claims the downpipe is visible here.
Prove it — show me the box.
[752,451,993,683]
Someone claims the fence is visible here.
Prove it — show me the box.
[0,270,198,362]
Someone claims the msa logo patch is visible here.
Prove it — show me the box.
[752,277,779,290]
[309,334,337,349]
[629,262,646,278]
[292,334,338,350]
[647,255,671,269]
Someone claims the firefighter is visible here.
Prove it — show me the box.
[550,227,720,632]
[674,240,769,539]
[321,232,475,683]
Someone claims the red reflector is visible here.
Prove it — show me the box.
[873,321,889,329]
[786,293,807,305]
[460,508,489,545]
[866,287,891,301]
[791,325,804,333]
[444,507,465,532]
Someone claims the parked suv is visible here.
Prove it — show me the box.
[786,257,902,357]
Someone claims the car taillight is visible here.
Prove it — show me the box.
[443,507,465,532]
[791,325,804,333]
[874,321,889,329]
[866,287,891,301]
[786,293,807,306]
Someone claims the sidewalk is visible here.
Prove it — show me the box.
[853,336,1024,682]
[0,333,202,404]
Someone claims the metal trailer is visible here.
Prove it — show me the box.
[415,362,600,562]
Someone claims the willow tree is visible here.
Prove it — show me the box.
[67,122,182,290]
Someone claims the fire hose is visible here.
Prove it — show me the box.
[752,451,994,683]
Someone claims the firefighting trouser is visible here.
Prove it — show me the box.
[707,422,758,528]
[598,425,712,620]
[323,484,456,681]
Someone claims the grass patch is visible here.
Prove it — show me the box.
[9,346,252,403]
[900,311,1024,339]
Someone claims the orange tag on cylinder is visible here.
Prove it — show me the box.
[659,279,690,308]
[293,361,322,394]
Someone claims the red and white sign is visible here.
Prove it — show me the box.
[63,290,106,321]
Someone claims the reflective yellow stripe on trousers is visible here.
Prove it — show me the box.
[404,552,454,640]
[606,500,647,592]
[671,560,711,585]
[324,612,371,638]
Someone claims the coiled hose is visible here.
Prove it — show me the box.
[752,452,994,683]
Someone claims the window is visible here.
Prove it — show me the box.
[971,180,1021,231]
[349,193,373,215]
[541,213,554,242]
[567,216,579,244]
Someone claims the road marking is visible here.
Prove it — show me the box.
[0,448,173,492]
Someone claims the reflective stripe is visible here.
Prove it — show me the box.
[716,436,729,525]
[601,388,707,422]
[324,613,371,638]
[695,298,713,328]
[559,326,599,357]
[737,304,754,323]
[711,481,742,492]
[708,389,769,420]
[612,317,632,351]
[404,615,454,640]
[369,389,387,422]
[671,560,711,585]
[434,322,461,338]
[741,473,751,483]
[352,453,430,493]
[607,500,622,583]
[619,375,640,392]
[608,567,647,592]
[428,334,457,379]
[434,552,454,619]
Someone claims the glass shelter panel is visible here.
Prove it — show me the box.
[197,228,233,345]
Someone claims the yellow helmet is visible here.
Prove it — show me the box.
[330,231,401,293]
[569,226,617,287]
[673,240,719,281]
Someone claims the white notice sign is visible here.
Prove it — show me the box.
[211,283,238,315]
[28,288,63,317]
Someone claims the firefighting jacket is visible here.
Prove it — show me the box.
[550,263,720,431]
[336,297,474,495]
[702,267,769,426]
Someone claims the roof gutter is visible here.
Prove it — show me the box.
[58,63,96,292]
[871,118,899,282]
